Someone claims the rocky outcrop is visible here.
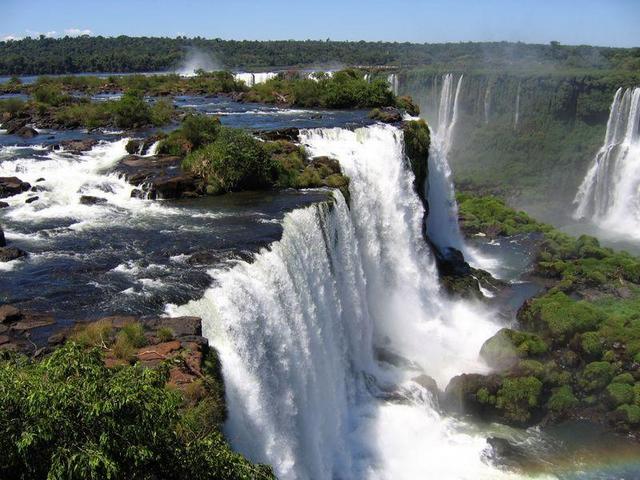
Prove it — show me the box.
[113,155,203,200]
[0,305,56,353]
[52,138,98,154]
[255,127,300,142]
[79,195,107,205]
[0,247,27,262]
[0,176,31,198]
[16,126,38,138]
[369,107,402,123]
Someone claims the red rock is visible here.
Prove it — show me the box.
[137,340,181,362]
[0,335,9,345]
[169,367,196,386]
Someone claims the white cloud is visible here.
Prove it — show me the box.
[1,35,21,41]
[64,28,92,37]
[25,29,57,38]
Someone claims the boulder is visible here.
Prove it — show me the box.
[0,226,4,247]
[310,156,342,175]
[484,437,544,471]
[0,177,31,198]
[140,316,203,338]
[11,314,55,331]
[0,247,27,262]
[25,196,39,204]
[0,305,22,323]
[16,126,38,138]
[137,340,182,362]
[52,139,98,154]
[369,107,402,123]
[255,127,300,142]
[79,195,107,205]
[443,373,501,416]
[0,201,9,208]
[2,117,28,135]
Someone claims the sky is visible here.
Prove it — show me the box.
[1,0,639,47]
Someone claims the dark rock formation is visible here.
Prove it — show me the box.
[369,107,402,123]
[0,225,4,247]
[113,155,202,200]
[25,196,39,204]
[79,195,107,205]
[52,138,98,154]
[0,201,9,208]
[0,247,27,262]
[16,126,39,138]
[0,177,31,198]
[255,127,300,142]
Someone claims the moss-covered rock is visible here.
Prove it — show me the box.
[480,328,548,370]
[579,361,616,392]
[402,119,430,205]
[495,376,543,425]
[547,385,579,414]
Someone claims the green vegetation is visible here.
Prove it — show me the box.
[451,193,640,433]
[242,69,395,109]
[0,83,176,130]
[1,37,639,75]
[495,376,543,424]
[0,343,273,479]
[402,120,431,198]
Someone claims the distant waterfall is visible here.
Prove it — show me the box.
[233,72,278,87]
[514,83,521,129]
[387,73,399,95]
[573,87,640,238]
[172,124,507,479]
[484,81,492,124]
[426,73,467,252]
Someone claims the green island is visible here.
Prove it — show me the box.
[448,194,640,432]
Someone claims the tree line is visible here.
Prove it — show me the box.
[1,36,639,75]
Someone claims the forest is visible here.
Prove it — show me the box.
[1,36,640,75]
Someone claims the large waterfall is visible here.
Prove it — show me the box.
[171,124,513,479]
[425,73,468,253]
[573,87,640,239]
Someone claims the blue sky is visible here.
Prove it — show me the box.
[1,0,639,47]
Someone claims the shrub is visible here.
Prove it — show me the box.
[580,331,603,357]
[547,385,578,412]
[150,98,175,126]
[495,376,543,424]
[71,319,113,347]
[480,328,548,369]
[0,344,270,479]
[158,327,174,342]
[616,404,640,425]
[579,361,615,392]
[111,90,151,129]
[182,127,275,192]
[607,382,634,407]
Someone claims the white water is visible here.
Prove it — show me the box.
[233,72,279,87]
[387,73,399,96]
[0,140,180,232]
[426,73,467,253]
[514,83,521,129]
[484,82,492,124]
[171,124,515,480]
[573,87,640,240]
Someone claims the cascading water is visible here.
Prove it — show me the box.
[171,124,514,480]
[484,82,492,124]
[387,73,399,96]
[425,73,467,253]
[514,83,521,129]
[573,87,640,239]
[233,72,279,87]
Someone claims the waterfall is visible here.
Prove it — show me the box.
[514,83,521,129]
[171,124,509,479]
[484,82,492,124]
[426,73,467,253]
[573,87,640,238]
[387,73,399,96]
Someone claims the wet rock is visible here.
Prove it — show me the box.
[0,176,31,198]
[36,178,45,182]
[52,138,98,154]
[443,373,502,416]
[369,107,402,123]
[412,374,440,398]
[0,335,10,345]
[375,346,422,370]
[16,126,38,138]
[113,155,201,200]
[11,314,55,331]
[140,316,202,337]
[30,185,48,192]
[2,117,28,135]
[79,195,107,205]
[0,247,27,262]
[25,196,39,204]
[0,201,9,208]
[255,127,300,142]
[0,305,22,323]
[0,226,4,247]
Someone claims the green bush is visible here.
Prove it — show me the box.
[183,127,275,193]
[607,382,634,407]
[547,385,578,412]
[111,90,151,129]
[616,404,640,425]
[480,328,548,369]
[150,98,175,126]
[579,361,615,392]
[495,376,543,424]
[0,344,272,479]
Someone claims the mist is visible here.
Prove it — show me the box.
[177,46,222,76]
